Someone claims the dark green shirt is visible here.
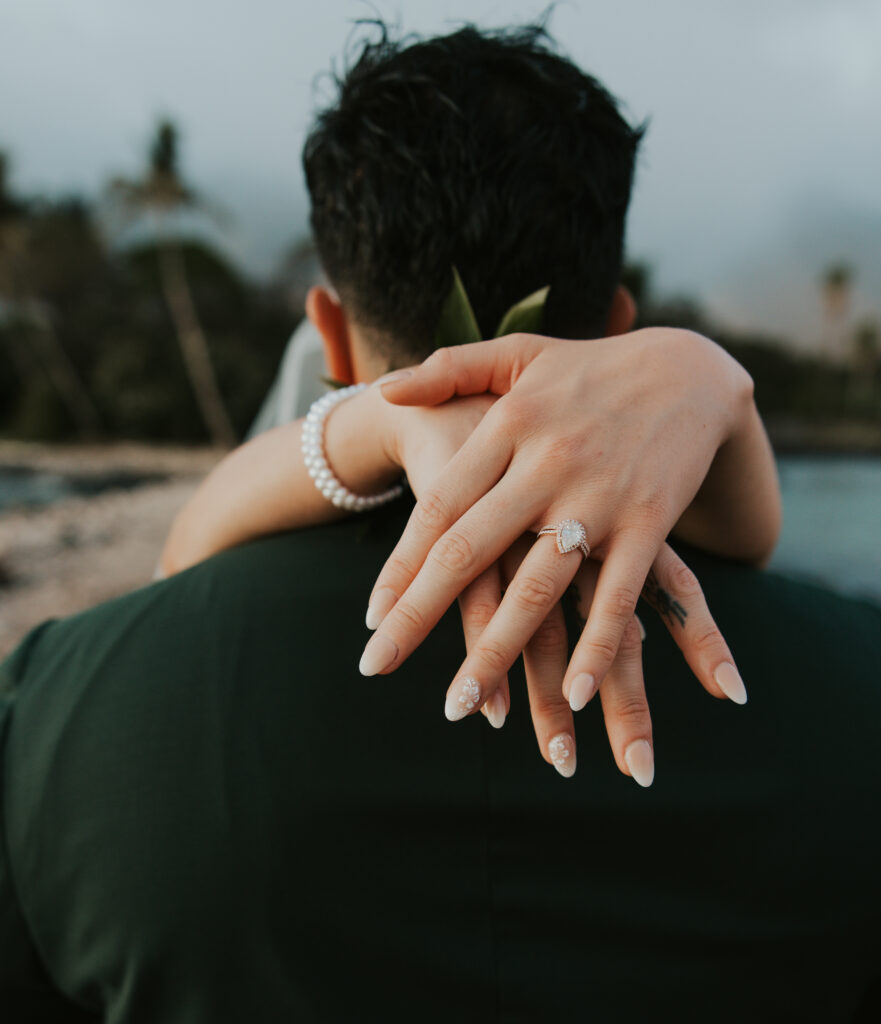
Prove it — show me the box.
[2,507,880,1022]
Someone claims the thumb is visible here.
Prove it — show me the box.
[376,334,547,407]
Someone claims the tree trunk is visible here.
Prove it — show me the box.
[157,244,237,447]
[4,301,102,439]
[28,315,103,438]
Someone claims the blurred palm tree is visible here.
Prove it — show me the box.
[820,262,854,361]
[106,122,236,447]
[851,319,880,409]
[0,151,103,437]
[0,152,25,220]
[853,320,879,369]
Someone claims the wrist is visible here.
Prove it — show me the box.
[321,384,403,496]
[374,383,407,470]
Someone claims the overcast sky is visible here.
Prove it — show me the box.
[1,0,879,348]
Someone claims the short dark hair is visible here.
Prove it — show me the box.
[303,22,643,366]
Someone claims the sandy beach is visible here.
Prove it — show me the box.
[0,442,223,659]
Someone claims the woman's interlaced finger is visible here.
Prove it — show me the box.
[359,473,545,677]
[567,557,655,786]
[562,530,661,707]
[598,617,656,787]
[443,531,581,722]
[365,408,516,630]
[456,564,510,728]
[497,537,577,776]
[641,544,747,704]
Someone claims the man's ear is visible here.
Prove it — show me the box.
[306,285,355,385]
[605,284,637,336]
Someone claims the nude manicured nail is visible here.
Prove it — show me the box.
[372,369,413,388]
[635,614,646,642]
[484,691,506,730]
[568,673,597,712]
[624,739,655,788]
[365,588,397,630]
[358,634,398,677]
[445,677,481,722]
[714,661,748,705]
[549,733,576,778]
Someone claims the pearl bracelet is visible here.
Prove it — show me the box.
[301,383,405,511]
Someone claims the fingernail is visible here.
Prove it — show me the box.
[714,661,748,705]
[549,733,576,778]
[372,369,413,389]
[635,614,646,642]
[484,691,506,730]
[568,672,597,712]
[445,676,481,722]
[624,739,654,787]
[358,634,398,677]
[365,587,397,630]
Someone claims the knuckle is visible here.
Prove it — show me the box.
[424,346,455,377]
[476,638,510,675]
[431,530,477,575]
[632,492,670,533]
[531,691,569,718]
[610,693,650,724]
[619,618,643,653]
[694,624,724,655]
[514,572,557,612]
[541,432,582,467]
[463,598,498,632]
[383,553,418,584]
[605,584,641,623]
[391,599,426,634]
[671,562,701,597]
[587,632,621,666]
[528,616,569,657]
[499,394,533,431]
[414,490,452,532]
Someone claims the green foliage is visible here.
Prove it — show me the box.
[433,267,481,348]
[434,266,548,348]
[1,139,878,447]
[821,262,854,292]
[629,261,881,432]
[0,204,293,442]
[151,121,179,179]
[4,368,74,440]
[495,285,549,337]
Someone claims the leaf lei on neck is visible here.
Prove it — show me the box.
[433,266,549,348]
[323,267,549,387]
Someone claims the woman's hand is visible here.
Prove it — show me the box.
[373,377,745,784]
[359,330,774,747]
[488,536,736,784]
[163,325,776,784]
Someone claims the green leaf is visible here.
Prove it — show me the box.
[433,266,482,348]
[494,285,549,338]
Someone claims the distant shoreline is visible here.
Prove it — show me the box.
[765,418,881,456]
[0,442,223,660]
[2,436,880,661]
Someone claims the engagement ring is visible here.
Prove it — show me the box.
[536,520,591,560]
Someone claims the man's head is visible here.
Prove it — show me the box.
[302,22,643,381]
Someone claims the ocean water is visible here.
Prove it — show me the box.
[0,465,166,512]
[1,456,879,603]
[770,455,881,603]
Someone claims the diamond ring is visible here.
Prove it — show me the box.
[537,520,590,560]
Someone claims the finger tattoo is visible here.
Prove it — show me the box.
[642,570,687,628]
